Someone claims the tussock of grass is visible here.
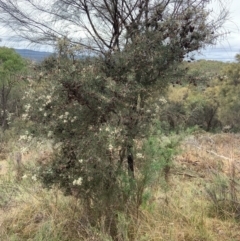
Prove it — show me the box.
[1,133,240,240]
[0,178,83,240]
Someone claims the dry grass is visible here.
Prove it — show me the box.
[176,133,240,177]
[133,175,240,241]
[1,133,240,240]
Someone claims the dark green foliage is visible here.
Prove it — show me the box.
[0,47,26,131]
[158,58,240,133]
[159,88,221,132]
[0,47,25,73]
[215,56,240,131]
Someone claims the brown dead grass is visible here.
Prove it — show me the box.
[175,133,240,178]
[0,160,8,175]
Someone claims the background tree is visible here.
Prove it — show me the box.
[235,53,240,63]
[217,54,240,130]
[0,47,26,131]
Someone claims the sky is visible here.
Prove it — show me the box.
[0,0,239,62]
[195,0,240,62]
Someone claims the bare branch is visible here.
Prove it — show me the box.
[0,0,229,56]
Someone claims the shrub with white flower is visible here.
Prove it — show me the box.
[22,40,182,223]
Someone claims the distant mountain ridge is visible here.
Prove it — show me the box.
[14,49,53,62]
[14,48,234,63]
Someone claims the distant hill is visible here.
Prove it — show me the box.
[14,49,53,62]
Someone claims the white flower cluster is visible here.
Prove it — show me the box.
[6,111,13,122]
[81,65,95,78]
[22,113,29,120]
[106,78,116,90]
[99,126,124,151]
[24,104,31,113]
[158,97,167,105]
[22,174,28,179]
[19,131,33,142]
[23,88,35,100]
[21,174,37,181]
[99,126,122,135]
[45,95,52,104]
[100,94,110,103]
[47,131,53,138]
[36,94,52,108]
[155,104,160,113]
[58,112,77,123]
[108,144,113,151]
[73,177,83,186]
[136,153,144,159]
[32,174,37,181]
[22,104,31,120]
